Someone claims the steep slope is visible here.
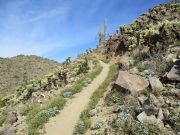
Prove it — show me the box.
[105,3,179,58]
[0,55,60,97]
[74,2,180,135]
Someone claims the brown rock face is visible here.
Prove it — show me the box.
[114,71,149,95]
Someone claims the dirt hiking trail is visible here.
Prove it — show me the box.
[45,61,110,135]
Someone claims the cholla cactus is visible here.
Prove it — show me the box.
[77,57,89,75]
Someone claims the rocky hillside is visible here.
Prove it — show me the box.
[0,55,60,97]
[0,2,179,135]
[79,2,180,135]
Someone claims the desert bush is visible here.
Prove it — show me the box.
[133,47,150,61]
[105,89,125,106]
[47,96,66,110]
[169,111,180,131]
[21,104,37,116]
[136,62,150,72]
[77,58,89,75]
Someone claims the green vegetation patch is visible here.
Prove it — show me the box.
[26,63,103,135]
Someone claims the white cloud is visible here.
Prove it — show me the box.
[0,0,71,58]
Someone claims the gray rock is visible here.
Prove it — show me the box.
[137,111,156,123]
[143,94,160,115]
[148,93,161,107]
[142,69,155,76]
[167,59,180,81]
[114,71,149,95]
[163,109,170,120]
[149,77,164,92]
[138,95,147,106]
[157,108,164,120]
[137,111,163,126]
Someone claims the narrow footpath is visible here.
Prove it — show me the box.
[45,61,110,135]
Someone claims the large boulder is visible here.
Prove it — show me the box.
[149,77,164,92]
[167,59,180,81]
[114,71,149,95]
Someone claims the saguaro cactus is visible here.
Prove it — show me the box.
[104,18,107,41]
[98,25,103,44]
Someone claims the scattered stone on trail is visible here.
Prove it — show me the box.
[149,77,164,92]
[167,59,180,81]
[114,71,149,95]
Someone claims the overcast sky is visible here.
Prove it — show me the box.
[0,0,168,62]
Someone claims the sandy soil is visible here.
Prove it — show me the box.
[44,61,110,135]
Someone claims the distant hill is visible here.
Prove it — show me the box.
[0,55,60,97]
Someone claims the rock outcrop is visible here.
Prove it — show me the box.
[114,71,149,95]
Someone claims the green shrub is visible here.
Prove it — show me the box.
[105,89,125,106]
[21,104,37,116]
[47,96,66,110]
